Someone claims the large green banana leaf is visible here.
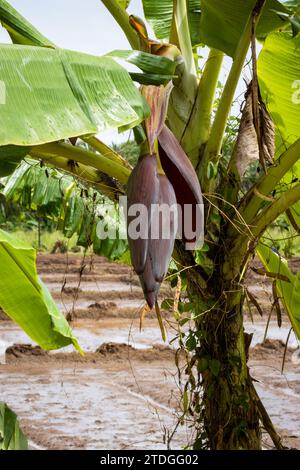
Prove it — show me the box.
[199,0,288,58]
[257,244,300,339]
[0,0,175,83]
[258,32,300,150]
[141,0,201,46]
[0,229,82,352]
[141,0,288,55]
[0,44,149,147]
[258,32,300,225]
[0,402,28,450]
[0,1,174,154]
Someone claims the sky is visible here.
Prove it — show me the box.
[0,0,146,54]
[0,0,247,144]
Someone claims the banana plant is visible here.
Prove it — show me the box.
[0,0,300,450]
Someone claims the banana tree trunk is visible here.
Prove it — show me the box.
[181,246,262,450]
[194,285,261,449]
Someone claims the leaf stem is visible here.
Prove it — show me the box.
[181,48,224,167]
[252,182,300,239]
[234,137,300,231]
[82,135,132,170]
[29,153,122,200]
[29,142,131,184]
[174,0,196,77]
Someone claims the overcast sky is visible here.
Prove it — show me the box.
[0,1,247,144]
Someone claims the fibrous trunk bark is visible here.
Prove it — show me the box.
[181,244,262,450]
[193,282,261,449]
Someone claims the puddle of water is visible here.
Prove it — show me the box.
[0,319,170,362]
[0,367,188,449]
[1,317,298,364]
[245,321,299,348]
[57,299,144,311]
[49,281,141,293]
[255,379,300,437]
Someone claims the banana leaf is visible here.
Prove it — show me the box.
[0,0,53,46]
[258,32,300,150]
[257,243,300,340]
[199,0,288,57]
[107,49,176,75]
[0,145,29,177]
[0,402,28,450]
[3,160,129,262]
[142,0,288,54]
[141,0,201,46]
[0,44,149,147]
[107,49,176,84]
[0,229,82,352]
[258,32,300,227]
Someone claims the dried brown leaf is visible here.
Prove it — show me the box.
[235,91,259,179]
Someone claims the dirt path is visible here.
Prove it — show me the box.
[0,253,299,449]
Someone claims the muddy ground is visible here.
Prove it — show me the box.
[0,253,299,450]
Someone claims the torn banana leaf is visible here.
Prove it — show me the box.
[107,49,176,76]
[256,243,300,340]
[0,229,82,352]
[3,160,128,262]
[129,72,175,85]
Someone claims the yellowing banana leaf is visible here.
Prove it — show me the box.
[257,243,300,339]
[0,229,82,352]
[0,402,28,450]
[199,0,288,57]
[0,44,148,147]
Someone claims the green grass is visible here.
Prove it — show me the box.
[12,229,80,253]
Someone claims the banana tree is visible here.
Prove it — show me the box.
[0,0,300,450]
